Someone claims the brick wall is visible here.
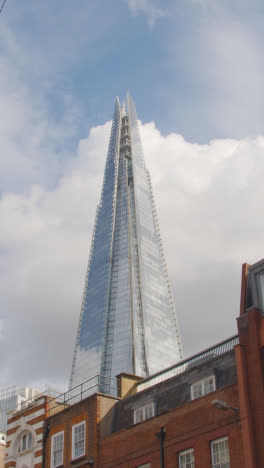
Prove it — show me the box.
[236,262,264,468]
[99,385,243,468]
[45,394,99,468]
[237,308,264,468]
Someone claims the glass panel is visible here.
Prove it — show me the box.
[211,438,230,468]
[179,449,195,468]
[135,407,144,423]
[22,434,26,451]
[145,403,153,419]
[192,382,203,399]
[28,432,32,448]
[192,376,215,399]
[53,451,62,467]
[74,424,84,442]
[53,433,63,467]
[73,424,85,458]
[258,272,264,309]
[204,377,215,394]
[127,93,182,376]
[75,440,84,458]
[70,98,121,393]
[135,403,154,423]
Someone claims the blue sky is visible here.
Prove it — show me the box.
[0,0,264,389]
[2,0,264,144]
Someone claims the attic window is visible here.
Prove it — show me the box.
[246,259,264,313]
[257,272,264,309]
[191,375,216,400]
[134,402,154,424]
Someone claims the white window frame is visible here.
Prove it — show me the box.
[178,448,195,468]
[211,436,230,468]
[191,375,216,400]
[18,431,33,453]
[134,402,155,424]
[51,431,64,468]
[72,421,86,460]
[137,464,151,468]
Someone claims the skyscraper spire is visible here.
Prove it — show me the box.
[69,94,183,393]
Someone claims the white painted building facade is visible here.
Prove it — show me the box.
[5,396,47,468]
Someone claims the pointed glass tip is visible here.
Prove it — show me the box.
[121,100,126,116]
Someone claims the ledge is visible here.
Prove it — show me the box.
[70,455,86,464]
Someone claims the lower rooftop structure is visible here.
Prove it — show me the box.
[39,333,240,468]
[5,258,264,468]
[0,387,41,433]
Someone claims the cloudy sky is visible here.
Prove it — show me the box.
[0,0,263,391]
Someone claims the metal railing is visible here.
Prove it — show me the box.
[1,387,63,431]
[0,385,19,400]
[137,334,239,392]
[10,387,63,414]
[46,374,118,416]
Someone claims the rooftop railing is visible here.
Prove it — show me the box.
[46,374,118,416]
[9,387,63,415]
[137,334,239,392]
[6,336,239,421]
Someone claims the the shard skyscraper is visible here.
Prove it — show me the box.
[69,94,183,392]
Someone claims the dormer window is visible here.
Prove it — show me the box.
[191,375,216,400]
[247,259,264,313]
[18,431,33,453]
[134,402,154,424]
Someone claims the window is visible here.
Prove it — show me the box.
[178,448,195,468]
[18,432,33,453]
[211,437,230,468]
[137,464,151,468]
[72,422,85,459]
[191,376,215,400]
[258,272,264,306]
[134,403,154,424]
[247,259,264,312]
[51,431,64,468]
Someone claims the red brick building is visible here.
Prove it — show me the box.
[99,341,241,468]
[5,258,264,468]
[44,391,118,468]
[98,259,264,467]
[235,260,264,468]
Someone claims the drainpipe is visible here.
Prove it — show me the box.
[155,427,166,468]
[42,423,49,468]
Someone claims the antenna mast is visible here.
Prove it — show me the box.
[0,0,8,15]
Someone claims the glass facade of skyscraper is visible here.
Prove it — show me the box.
[69,94,182,393]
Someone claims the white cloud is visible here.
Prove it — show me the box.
[200,19,264,134]
[0,23,82,194]
[124,0,168,26]
[140,123,264,265]
[165,2,264,140]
